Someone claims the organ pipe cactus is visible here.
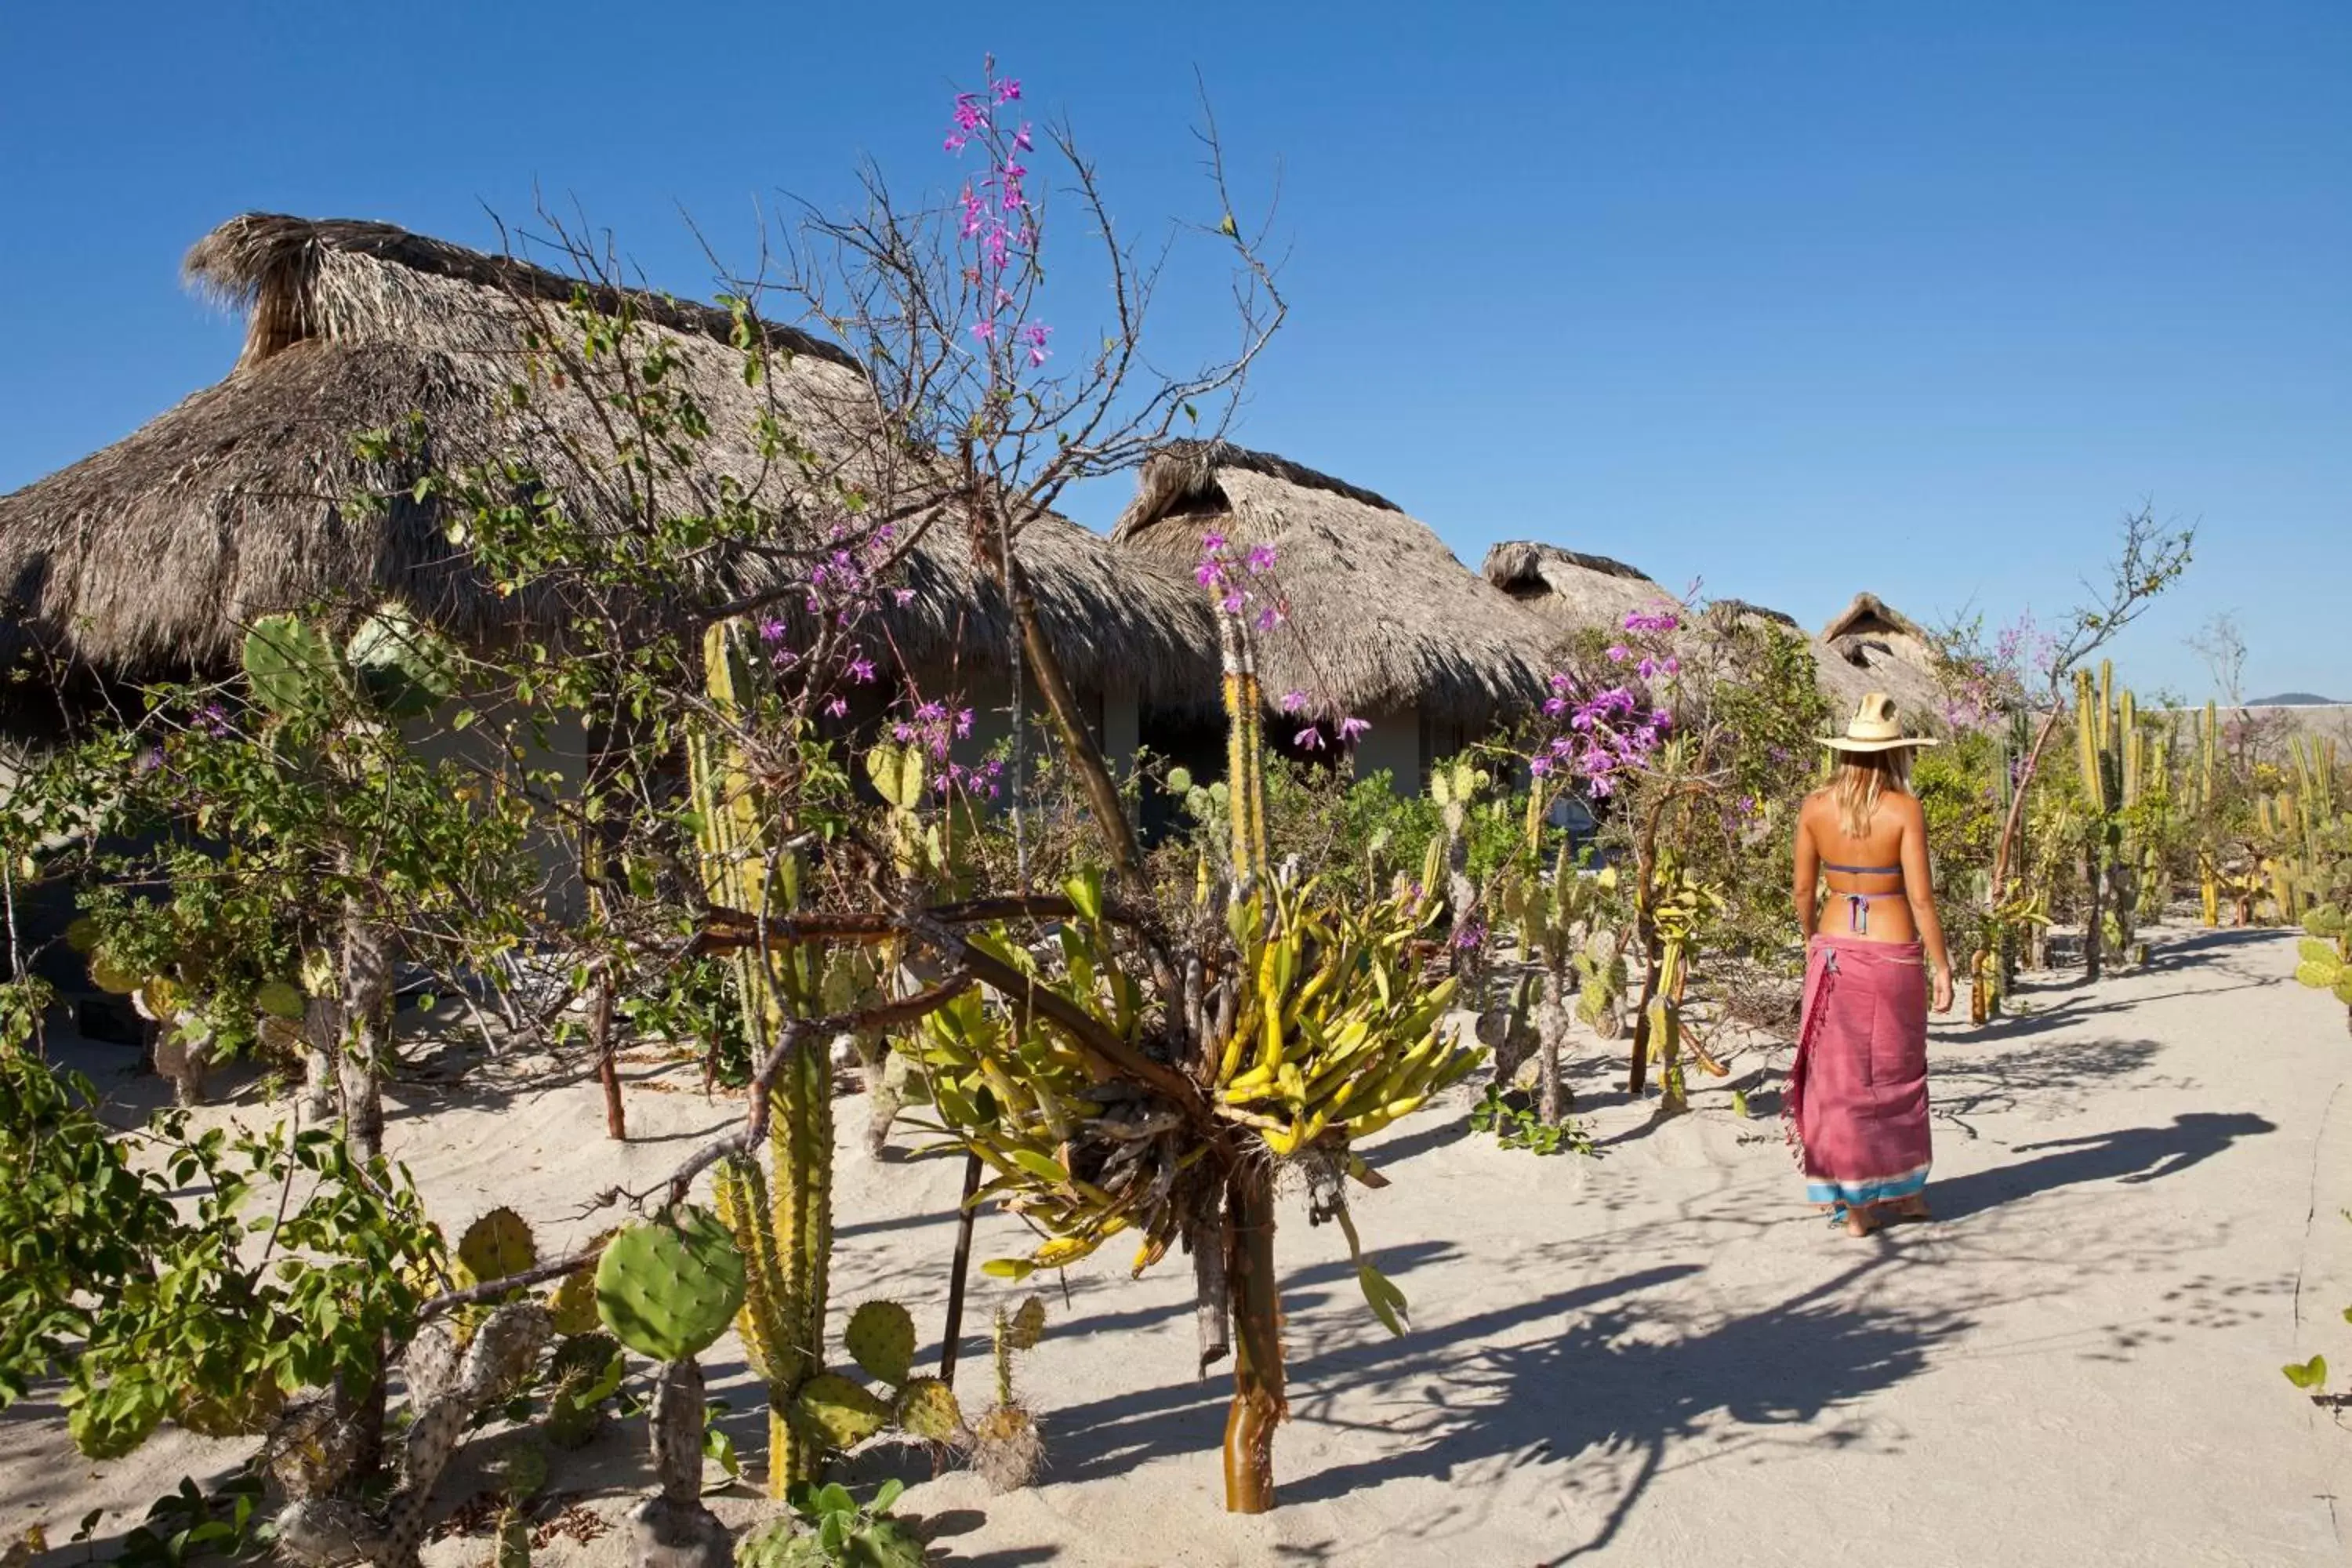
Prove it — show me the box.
[688,619,833,1495]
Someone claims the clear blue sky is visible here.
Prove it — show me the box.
[4,2,2345,700]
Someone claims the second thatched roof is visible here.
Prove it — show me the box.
[1112,444,1553,725]
[0,214,1217,730]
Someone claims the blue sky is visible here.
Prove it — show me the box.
[4,2,2345,700]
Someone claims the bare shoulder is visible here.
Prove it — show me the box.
[1889,790,1929,828]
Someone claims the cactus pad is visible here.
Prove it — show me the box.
[458,1207,538,1288]
[1004,1295,1047,1352]
[891,1376,964,1442]
[262,1398,365,1501]
[347,602,460,718]
[594,1208,746,1363]
[169,1377,285,1439]
[549,1261,602,1338]
[241,614,347,721]
[791,1372,891,1451]
[733,1517,800,1568]
[843,1300,916,1385]
[254,980,307,1020]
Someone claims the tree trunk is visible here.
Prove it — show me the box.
[300,994,340,1128]
[938,1151,984,1385]
[1221,1161,1283,1514]
[1535,964,1569,1126]
[591,963,626,1141]
[1626,927,1662,1095]
[2082,836,2105,982]
[630,1359,729,1568]
[338,899,390,1166]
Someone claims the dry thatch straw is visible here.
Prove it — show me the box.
[1817,591,1943,715]
[1112,443,1553,727]
[1482,540,1680,638]
[1484,538,1942,715]
[0,213,1217,731]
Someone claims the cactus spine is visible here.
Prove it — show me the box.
[688,619,830,1496]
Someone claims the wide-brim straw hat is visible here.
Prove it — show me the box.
[1820,691,1940,753]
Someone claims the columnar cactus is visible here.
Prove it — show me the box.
[689,619,834,1495]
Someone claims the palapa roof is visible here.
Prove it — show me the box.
[1112,444,1552,724]
[1820,591,1927,647]
[0,214,1216,730]
[1481,540,1680,639]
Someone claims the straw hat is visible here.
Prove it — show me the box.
[1820,691,1940,753]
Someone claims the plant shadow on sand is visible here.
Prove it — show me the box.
[1929,1111,2276,1220]
[1029,1249,1974,1564]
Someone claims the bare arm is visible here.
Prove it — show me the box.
[1791,803,1820,941]
[1899,797,1955,1011]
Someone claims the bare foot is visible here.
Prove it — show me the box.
[1843,1204,1878,1237]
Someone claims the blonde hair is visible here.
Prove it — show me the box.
[1830,750,1914,840]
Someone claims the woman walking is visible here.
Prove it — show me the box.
[1788,693,1954,1236]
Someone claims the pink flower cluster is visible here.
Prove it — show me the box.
[1196,532,1372,750]
[1526,607,1679,795]
[947,66,1050,369]
[1195,531,1285,629]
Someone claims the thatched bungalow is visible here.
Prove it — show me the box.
[0,214,1217,755]
[1112,443,1552,789]
[1481,541,1679,640]
[1819,592,1943,717]
[1482,539,1938,717]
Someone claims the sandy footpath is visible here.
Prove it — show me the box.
[7,920,2349,1566]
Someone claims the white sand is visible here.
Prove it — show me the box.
[9,920,2350,1566]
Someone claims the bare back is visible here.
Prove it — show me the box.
[1794,786,1928,944]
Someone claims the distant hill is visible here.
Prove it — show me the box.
[2245,691,2341,707]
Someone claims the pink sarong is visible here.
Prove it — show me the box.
[1784,933,1931,1208]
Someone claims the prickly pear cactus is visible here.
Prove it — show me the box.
[594,1209,746,1364]
[457,1207,537,1289]
[843,1301,916,1385]
[891,1377,963,1443]
[789,1373,890,1450]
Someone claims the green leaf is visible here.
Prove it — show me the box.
[980,1258,1036,1281]
[870,1478,905,1515]
[2282,1354,2328,1390]
[1007,1149,1069,1184]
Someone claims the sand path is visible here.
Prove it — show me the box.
[8,921,2349,1566]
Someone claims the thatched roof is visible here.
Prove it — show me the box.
[1821,591,1926,646]
[1482,540,1679,639]
[0,214,1216,730]
[1113,444,1552,724]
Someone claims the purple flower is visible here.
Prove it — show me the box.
[1245,543,1277,574]
[1014,123,1033,151]
[1606,644,1632,663]
[1530,756,1555,777]
[1254,605,1284,632]
[1453,919,1486,952]
[1220,589,1247,615]
[1279,690,1308,713]
[825,696,849,719]
[757,615,787,643]
[971,318,998,343]
[1294,726,1326,751]
[1200,531,1227,555]
[891,587,916,607]
[848,656,876,684]
[1337,716,1371,742]
[993,77,1022,103]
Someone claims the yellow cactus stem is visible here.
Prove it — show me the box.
[691,619,830,1496]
